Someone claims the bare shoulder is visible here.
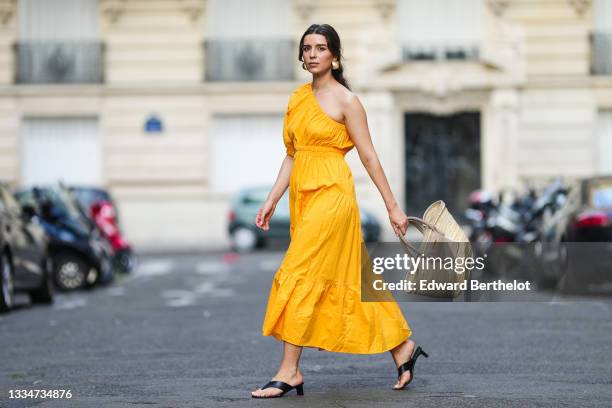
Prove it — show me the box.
[337,86,364,118]
[335,84,356,105]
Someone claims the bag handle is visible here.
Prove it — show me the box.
[397,216,445,255]
[398,234,420,256]
[405,216,445,235]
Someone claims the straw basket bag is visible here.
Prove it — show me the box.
[398,200,474,298]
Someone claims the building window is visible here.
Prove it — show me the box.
[597,111,612,173]
[16,0,103,83]
[591,0,612,75]
[204,0,294,81]
[398,0,482,61]
[21,118,102,185]
[208,115,286,193]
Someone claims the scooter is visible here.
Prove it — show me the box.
[90,200,137,273]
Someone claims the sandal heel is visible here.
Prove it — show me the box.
[296,383,304,396]
[414,346,427,359]
[393,344,429,390]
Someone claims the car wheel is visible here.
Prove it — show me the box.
[53,253,90,291]
[95,253,113,286]
[29,255,54,304]
[114,249,137,273]
[255,238,267,249]
[231,227,258,253]
[84,266,99,289]
[0,253,14,313]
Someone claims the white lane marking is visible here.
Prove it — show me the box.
[144,254,283,307]
[258,259,281,272]
[194,282,235,298]
[133,260,174,278]
[53,297,88,310]
[194,282,215,293]
[167,296,196,307]
[301,363,324,372]
[161,289,197,307]
[196,261,230,275]
[209,288,235,297]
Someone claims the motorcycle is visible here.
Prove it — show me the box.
[89,200,137,273]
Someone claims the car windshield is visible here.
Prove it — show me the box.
[590,183,612,209]
[58,186,88,218]
[22,186,84,221]
[70,187,110,209]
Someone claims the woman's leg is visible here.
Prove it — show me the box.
[389,338,416,389]
[251,340,305,397]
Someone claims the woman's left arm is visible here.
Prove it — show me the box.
[344,94,409,237]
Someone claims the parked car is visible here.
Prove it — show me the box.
[0,183,53,313]
[537,175,612,292]
[68,185,121,226]
[14,184,114,291]
[228,185,382,252]
[68,185,136,273]
[541,176,612,243]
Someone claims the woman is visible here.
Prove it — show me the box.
[252,24,428,398]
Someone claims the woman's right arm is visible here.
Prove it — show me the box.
[255,96,295,231]
[254,154,293,231]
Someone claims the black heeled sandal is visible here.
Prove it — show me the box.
[393,345,429,390]
[251,380,304,398]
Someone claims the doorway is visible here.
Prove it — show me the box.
[404,112,481,217]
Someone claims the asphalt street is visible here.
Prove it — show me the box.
[1,248,612,407]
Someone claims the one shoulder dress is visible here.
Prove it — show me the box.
[261,82,412,354]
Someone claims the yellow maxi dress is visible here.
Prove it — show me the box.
[261,82,412,354]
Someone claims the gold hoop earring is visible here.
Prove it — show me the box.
[332,59,340,70]
[302,62,308,70]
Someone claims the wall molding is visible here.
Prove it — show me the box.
[374,0,395,20]
[486,0,510,17]
[101,0,126,24]
[294,0,316,20]
[568,0,591,16]
[0,0,16,26]
[178,0,205,22]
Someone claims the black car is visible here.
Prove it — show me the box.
[228,185,382,252]
[0,183,53,313]
[14,185,114,291]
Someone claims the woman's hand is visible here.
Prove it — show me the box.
[255,199,276,231]
[388,202,409,237]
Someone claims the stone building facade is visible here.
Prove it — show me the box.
[0,0,610,249]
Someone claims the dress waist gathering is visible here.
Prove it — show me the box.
[294,144,347,157]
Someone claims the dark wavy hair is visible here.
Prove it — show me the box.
[298,24,351,91]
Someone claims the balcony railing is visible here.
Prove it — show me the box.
[591,31,612,75]
[401,43,480,61]
[15,41,104,84]
[204,38,295,81]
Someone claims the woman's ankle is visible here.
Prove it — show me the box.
[277,366,300,377]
